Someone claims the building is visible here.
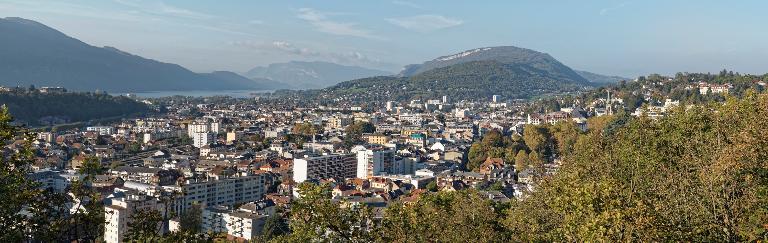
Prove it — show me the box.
[86,126,115,135]
[202,202,273,241]
[293,154,357,182]
[104,194,164,243]
[192,132,215,148]
[353,145,397,179]
[180,172,267,210]
[187,122,210,137]
[367,134,390,145]
[386,101,395,112]
[328,117,353,129]
[226,131,240,144]
[37,132,56,143]
[492,95,501,103]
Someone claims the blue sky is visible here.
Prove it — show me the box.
[2,0,767,77]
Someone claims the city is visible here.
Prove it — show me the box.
[1,1,767,242]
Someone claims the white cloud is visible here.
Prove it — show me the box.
[114,0,213,19]
[600,2,629,16]
[230,40,381,66]
[391,0,422,9]
[387,15,463,32]
[296,8,380,39]
[248,19,264,25]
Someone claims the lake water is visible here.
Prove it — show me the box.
[128,90,273,98]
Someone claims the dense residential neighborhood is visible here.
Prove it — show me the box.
[10,70,761,241]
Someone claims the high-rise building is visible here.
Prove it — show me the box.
[442,95,448,104]
[353,145,397,179]
[386,101,394,112]
[492,95,501,103]
[187,122,210,137]
[180,172,267,210]
[293,154,357,182]
[104,194,164,243]
[192,132,215,148]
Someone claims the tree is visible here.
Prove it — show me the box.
[261,211,289,241]
[124,209,163,242]
[278,182,375,242]
[426,181,438,192]
[178,204,202,234]
[523,124,549,154]
[514,150,529,171]
[374,190,507,242]
[0,106,39,242]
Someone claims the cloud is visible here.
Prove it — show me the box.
[114,0,213,19]
[230,40,381,65]
[248,19,264,25]
[600,2,629,16]
[391,0,422,9]
[387,15,463,32]
[296,8,380,39]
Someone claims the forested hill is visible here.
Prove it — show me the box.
[0,89,151,126]
[277,59,591,104]
[272,46,595,104]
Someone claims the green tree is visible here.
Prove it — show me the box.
[124,209,163,242]
[278,182,375,242]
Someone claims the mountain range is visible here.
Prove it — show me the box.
[244,61,391,90]
[0,17,624,96]
[289,46,596,102]
[0,17,268,92]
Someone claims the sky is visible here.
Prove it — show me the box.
[1,0,767,77]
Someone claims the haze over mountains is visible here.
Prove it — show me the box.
[244,61,392,90]
[0,17,626,94]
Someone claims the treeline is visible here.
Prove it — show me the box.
[466,121,582,172]
[276,60,589,106]
[0,89,151,126]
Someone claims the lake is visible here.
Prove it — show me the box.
[128,90,274,98]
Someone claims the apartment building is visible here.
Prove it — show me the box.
[293,154,356,182]
[180,172,267,211]
[104,194,164,243]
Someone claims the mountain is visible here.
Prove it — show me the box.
[283,46,592,103]
[398,46,587,82]
[244,61,392,89]
[0,17,273,92]
[575,70,630,84]
[203,71,290,90]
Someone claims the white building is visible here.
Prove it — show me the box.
[352,145,397,179]
[492,95,501,103]
[187,122,210,137]
[192,132,215,148]
[293,154,357,182]
[202,205,269,241]
[86,126,115,135]
[104,194,164,243]
[179,172,266,210]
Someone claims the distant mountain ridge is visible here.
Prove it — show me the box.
[244,61,392,89]
[575,70,630,84]
[0,17,274,92]
[281,46,594,103]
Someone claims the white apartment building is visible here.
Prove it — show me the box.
[202,204,271,241]
[86,126,115,135]
[104,194,164,243]
[352,145,397,179]
[293,154,357,182]
[192,132,215,148]
[187,122,210,137]
[180,172,267,211]
[37,132,56,142]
